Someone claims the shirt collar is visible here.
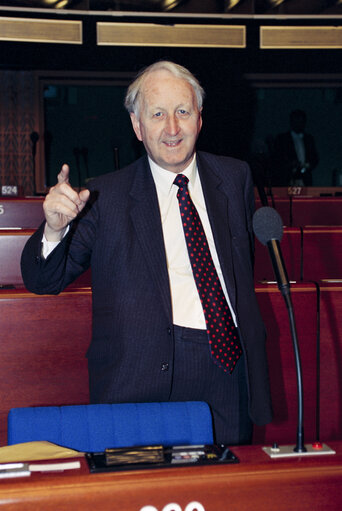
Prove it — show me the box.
[149,154,198,196]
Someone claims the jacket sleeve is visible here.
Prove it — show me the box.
[21,191,97,295]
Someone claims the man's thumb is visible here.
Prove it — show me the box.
[57,164,70,184]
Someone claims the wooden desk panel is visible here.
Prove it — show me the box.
[0,198,44,228]
[255,283,319,445]
[318,283,342,441]
[0,289,92,445]
[0,229,35,286]
[0,282,339,450]
[0,443,341,510]
[302,227,342,281]
[0,229,91,288]
[292,196,342,227]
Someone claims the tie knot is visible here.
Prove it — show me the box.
[174,174,189,189]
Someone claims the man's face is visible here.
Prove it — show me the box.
[130,70,202,174]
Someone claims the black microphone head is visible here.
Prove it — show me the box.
[253,206,284,246]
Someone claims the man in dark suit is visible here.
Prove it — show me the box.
[273,109,319,186]
[21,61,272,445]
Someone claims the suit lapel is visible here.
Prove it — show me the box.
[129,157,172,320]
[197,153,237,311]
[128,154,237,319]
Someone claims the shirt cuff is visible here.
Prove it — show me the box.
[41,225,70,259]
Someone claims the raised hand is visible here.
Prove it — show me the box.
[43,164,90,241]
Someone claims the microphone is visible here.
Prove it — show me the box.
[253,206,306,454]
[253,206,290,297]
[253,207,335,458]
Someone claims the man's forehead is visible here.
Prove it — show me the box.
[141,71,196,104]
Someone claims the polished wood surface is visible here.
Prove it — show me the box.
[0,195,341,448]
[292,196,342,227]
[0,197,44,228]
[255,192,342,227]
[0,229,35,286]
[255,283,319,445]
[0,228,91,288]
[0,442,341,510]
[302,226,342,281]
[319,283,342,441]
[1,283,341,447]
[0,288,92,444]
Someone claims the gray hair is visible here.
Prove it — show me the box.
[124,60,205,118]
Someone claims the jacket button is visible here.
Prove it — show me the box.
[167,327,172,335]
[161,363,169,372]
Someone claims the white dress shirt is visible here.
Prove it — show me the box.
[149,154,236,329]
[291,130,306,166]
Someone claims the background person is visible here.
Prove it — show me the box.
[273,109,319,186]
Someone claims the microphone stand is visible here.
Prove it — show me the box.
[267,239,305,453]
[263,238,335,458]
[284,296,305,453]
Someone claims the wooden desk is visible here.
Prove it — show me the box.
[0,198,44,228]
[255,191,342,227]
[0,442,341,510]
[0,289,92,444]
[0,228,92,288]
[302,227,342,281]
[0,229,35,286]
[255,283,319,445]
[292,196,342,227]
[318,282,342,441]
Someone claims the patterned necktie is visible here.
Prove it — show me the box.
[174,173,242,374]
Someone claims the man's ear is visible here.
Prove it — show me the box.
[130,113,143,141]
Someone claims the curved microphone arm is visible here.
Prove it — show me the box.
[282,290,306,453]
[266,238,306,452]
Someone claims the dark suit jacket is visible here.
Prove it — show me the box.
[21,151,272,426]
[273,131,319,186]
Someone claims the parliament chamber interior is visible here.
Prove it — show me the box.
[1,1,342,509]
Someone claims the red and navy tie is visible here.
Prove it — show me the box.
[174,173,242,374]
